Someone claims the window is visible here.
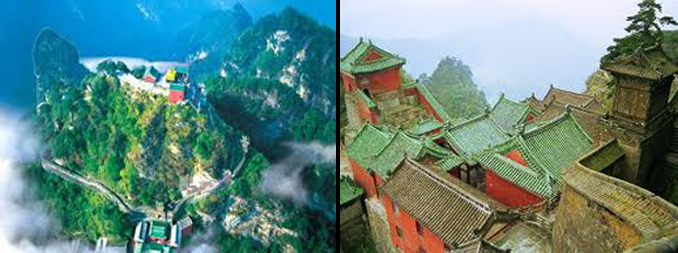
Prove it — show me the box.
[416,221,424,236]
[444,244,451,252]
[396,226,403,238]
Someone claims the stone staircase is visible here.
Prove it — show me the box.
[380,104,426,129]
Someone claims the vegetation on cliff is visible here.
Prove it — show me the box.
[424,56,488,119]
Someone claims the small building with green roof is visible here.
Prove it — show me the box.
[489,93,541,133]
[472,108,593,207]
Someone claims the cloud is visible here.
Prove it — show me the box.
[340,0,677,47]
[182,228,219,253]
[0,110,93,253]
[260,142,336,205]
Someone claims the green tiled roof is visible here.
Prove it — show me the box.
[407,117,443,136]
[402,82,416,89]
[474,110,593,197]
[340,40,405,74]
[422,140,454,158]
[176,66,189,75]
[370,132,425,179]
[346,123,393,168]
[601,45,678,80]
[148,221,169,239]
[340,176,364,205]
[578,139,624,172]
[475,152,554,198]
[170,83,185,91]
[445,114,510,156]
[436,154,466,172]
[522,110,592,181]
[357,89,376,108]
[489,94,539,133]
[415,82,464,125]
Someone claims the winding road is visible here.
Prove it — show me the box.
[171,135,250,218]
[41,135,250,221]
[41,159,136,214]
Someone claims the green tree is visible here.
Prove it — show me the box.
[604,0,677,62]
[426,56,487,119]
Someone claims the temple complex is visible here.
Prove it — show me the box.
[340,40,678,252]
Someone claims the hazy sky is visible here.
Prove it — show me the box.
[340,0,678,102]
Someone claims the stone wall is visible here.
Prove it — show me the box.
[340,199,368,252]
[553,186,642,252]
[366,197,400,253]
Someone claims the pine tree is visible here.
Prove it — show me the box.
[604,0,677,62]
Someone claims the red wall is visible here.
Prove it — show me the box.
[382,193,446,253]
[356,96,379,124]
[362,51,384,62]
[341,73,357,93]
[349,159,377,197]
[415,90,443,123]
[169,90,184,104]
[506,149,528,167]
[356,67,402,95]
[485,170,542,207]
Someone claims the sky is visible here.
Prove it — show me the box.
[0,0,335,112]
[340,0,678,103]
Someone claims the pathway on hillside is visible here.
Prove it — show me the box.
[171,135,250,219]
[41,159,136,214]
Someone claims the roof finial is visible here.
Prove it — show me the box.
[368,38,372,45]
[564,104,571,115]
[484,106,491,114]
[518,124,526,135]
[499,92,505,99]
[359,37,363,43]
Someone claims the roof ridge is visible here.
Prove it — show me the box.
[372,131,420,158]
[523,109,571,137]
[550,86,595,99]
[492,153,540,177]
[340,40,368,62]
[516,136,548,171]
[449,113,489,130]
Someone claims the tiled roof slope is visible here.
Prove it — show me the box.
[446,114,510,156]
[436,154,467,172]
[381,158,497,246]
[567,162,678,241]
[340,176,364,205]
[370,132,426,179]
[474,110,593,197]
[578,139,624,172]
[522,93,545,111]
[489,94,540,133]
[542,85,598,108]
[340,40,405,75]
[357,89,376,108]
[407,117,443,136]
[346,123,393,168]
[522,109,593,181]
[415,83,465,125]
[475,152,554,198]
[601,45,678,81]
[536,101,610,146]
[348,124,453,179]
